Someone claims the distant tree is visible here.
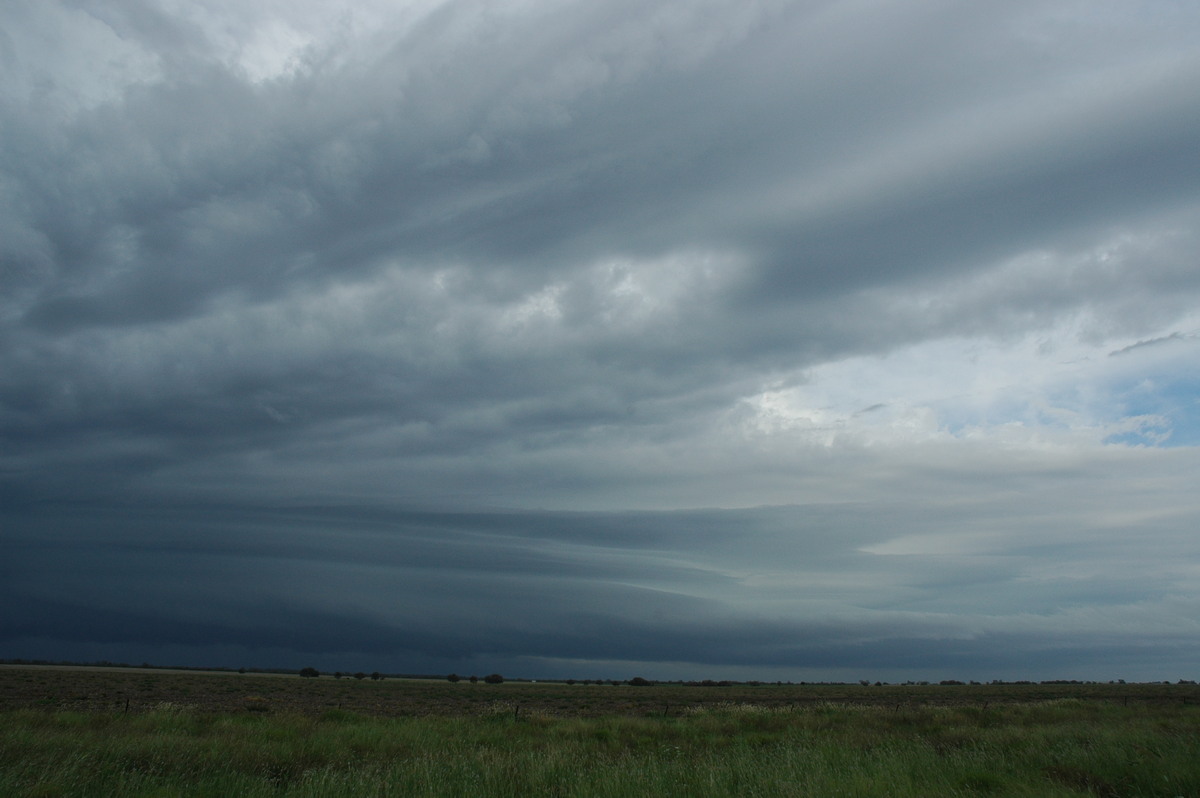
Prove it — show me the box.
[371,672,382,681]
[354,672,366,680]
[238,667,246,674]
[299,667,320,678]
[334,672,343,679]
[628,677,653,687]
[565,679,576,685]
[469,675,478,684]
[483,673,504,684]
[447,673,461,683]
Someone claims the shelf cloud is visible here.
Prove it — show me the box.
[3,0,1200,681]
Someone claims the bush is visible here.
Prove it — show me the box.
[298,667,320,678]
[483,673,504,684]
[447,673,461,683]
[628,677,653,687]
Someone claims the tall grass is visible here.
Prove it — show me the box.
[2,699,1198,796]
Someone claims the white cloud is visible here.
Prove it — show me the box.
[737,318,1196,450]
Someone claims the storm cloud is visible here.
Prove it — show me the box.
[3,0,1200,681]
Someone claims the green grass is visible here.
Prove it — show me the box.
[3,698,1199,796]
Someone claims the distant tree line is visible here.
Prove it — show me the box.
[298,668,384,680]
[15,659,1179,688]
[445,673,505,684]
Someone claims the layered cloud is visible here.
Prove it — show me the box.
[3,0,1199,680]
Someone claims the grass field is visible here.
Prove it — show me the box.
[2,667,1199,796]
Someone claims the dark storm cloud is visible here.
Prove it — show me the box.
[4,0,1200,679]
[8,2,1197,326]
[6,497,1200,679]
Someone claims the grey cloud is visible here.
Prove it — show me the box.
[8,1,1193,327]
[6,489,1200,678]
[4,0,1200,680]
[1109,331,1196,357]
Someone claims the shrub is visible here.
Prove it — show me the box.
[447,673,461,683]
[483,673,504,684]
[298,667,320,678]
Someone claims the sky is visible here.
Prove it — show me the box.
[3,0,1200,683]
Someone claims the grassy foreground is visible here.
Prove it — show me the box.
[3,698,1199,797]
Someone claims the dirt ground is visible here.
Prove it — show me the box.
[3,665,1198,718]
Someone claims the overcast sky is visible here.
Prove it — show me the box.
[3,0,1200,682]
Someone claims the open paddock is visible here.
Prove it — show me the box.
[2,665,1198,718]
[3,667,1200,796]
